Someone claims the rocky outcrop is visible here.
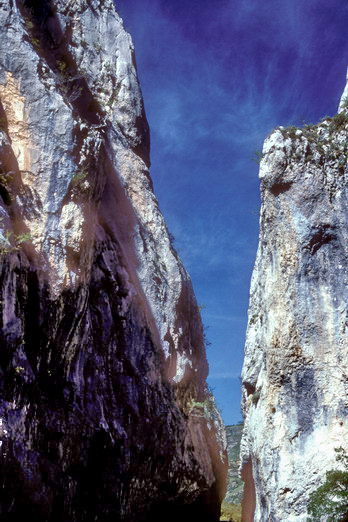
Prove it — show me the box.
[0,1,227,520]
[240,81,348,520]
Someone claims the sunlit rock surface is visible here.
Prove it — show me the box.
[0,1,227,520]
[240,89,348,520]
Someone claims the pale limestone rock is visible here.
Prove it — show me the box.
[241,101,348,520]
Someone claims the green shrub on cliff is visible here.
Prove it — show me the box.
[187,394,216,419]
[329,112,348,132]
[308,447,348,521]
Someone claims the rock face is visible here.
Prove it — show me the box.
[240,84,348,520]
[224,424,243,506]
[0,1,227,520]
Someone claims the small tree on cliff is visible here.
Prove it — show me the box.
[308,447,348,521]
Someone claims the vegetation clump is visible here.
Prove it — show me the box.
[279,110,348,141]
[272,110,348,173]
[15,232,32,245]
[252,150,264,165]
[71,169,88,185]
[188,394,216,419]
[0,229,32,255]
[308,447,348,521]
[328,111,348,132]
[0,171,12,186]
[57,59,69,77]
[30,37,40,49]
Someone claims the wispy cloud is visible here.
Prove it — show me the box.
[117,0,348,424]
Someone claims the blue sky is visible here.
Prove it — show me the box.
[116,0,348,425]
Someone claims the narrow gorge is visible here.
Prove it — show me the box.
[0,1,227,520]
[241,79,348,520]
[1,1,347,521]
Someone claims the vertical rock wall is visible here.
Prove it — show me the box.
[241,82,348,520]
[0,1,227,520]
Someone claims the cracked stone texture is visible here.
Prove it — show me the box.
[0,1,227,520]
[240,90,348,520]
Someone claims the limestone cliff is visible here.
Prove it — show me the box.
[240,79,348,520]
[0,1,227,520]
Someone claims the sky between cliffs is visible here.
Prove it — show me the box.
[117,0,348,425]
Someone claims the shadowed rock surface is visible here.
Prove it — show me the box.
[0,1,227,520]
[240,81,348,520]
